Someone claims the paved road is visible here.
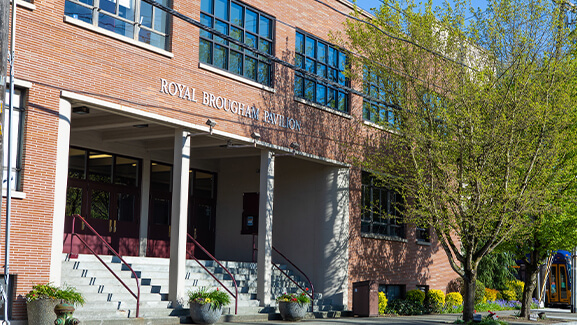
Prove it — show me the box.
[227,309,577,325]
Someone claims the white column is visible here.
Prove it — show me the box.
[49,99,72,285]
[257,150,274,306]
[139,153,151,257]
[168,129,190,305]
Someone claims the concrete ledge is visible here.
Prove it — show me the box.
[80,317,180,325]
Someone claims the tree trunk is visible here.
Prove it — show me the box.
[462,271,477,322]
[521,257,539,318]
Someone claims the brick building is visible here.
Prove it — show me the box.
[4,0,457,321]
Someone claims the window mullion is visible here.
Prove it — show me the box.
[134,0,141,42]
[93,0,100,26]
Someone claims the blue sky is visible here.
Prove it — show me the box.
[354,0,488,17]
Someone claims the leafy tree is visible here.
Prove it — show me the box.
[338,0,577,320]
[477,251,516,291]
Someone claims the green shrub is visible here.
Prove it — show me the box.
[26,283,85,306]
[505,280,524,301]
[427,289,445,312]
[406,289,425,304]
[484,288,499,302]
[496,291,503,300]
[459,279,486,304]
[385,299,426,315]
[501,289,516,301]
[378,292,388,314]
[188,287,232,309]
[445,292,463,309]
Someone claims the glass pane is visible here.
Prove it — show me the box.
[214,20,228,45]
[329,68,337,82]
[230,2,243,26]
[246,9,257,33]
[328,47,336,67]
[115,156,139,186]
[118,193,135,222]
[230,50,243,75]
[193,171,215,198]
[258,62,270,86]
[305,79,314,101]
[200,13,213,39]
[338,92,346,112]
[146,31,168,50]
[214,44,228,69]
[295,53,303,68]
[66,187,83,216]
[305,58,314,73]
[88,152,112,183]
[118,0,134,20]
[152,198,170,225]
[245,32,257,56]
[305,36,315,57]
[68,148,86,179]
[153,7,169,33]
[64,0,93,23]
[91,189,110,220]
[230,26,243,50]
[100,0,116,14]
[316,84,326,105]
[259,16,270,38]
[140,1,153,28]
[317,63,326,78]
[98,13,134,38]
[295,32,304,53]
[339,52,346,71]
[244,56,256,80]
[363,101,371,120]
[150,163,172,192]
[388,108,395,126]
[199,39,212,64]
[294,75,303,97]
[328,88,336,108]
[214,0,228,20]
[259,39,271,54]
[201,0,213,14]
[318,42,327,63]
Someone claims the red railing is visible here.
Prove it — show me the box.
[68,214,141,318]
[187,234,238,314]
[272,246,315,312]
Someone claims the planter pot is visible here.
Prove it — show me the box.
[278,301,307,321]
[27,299,60,325]
[189,302,223,324]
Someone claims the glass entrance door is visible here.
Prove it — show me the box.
[187,170,217,260]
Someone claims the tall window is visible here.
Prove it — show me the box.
[64,0,172,51]
[294,31,348,113]
[363,69,402,128]
[199,0,274,86]
[3,89,24,191]
[361,172,404,238]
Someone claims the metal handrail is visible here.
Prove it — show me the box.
[186,233,238,314]
[68,214,141,318]
[272,246,314,312]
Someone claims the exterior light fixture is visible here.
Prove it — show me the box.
[251,132,261,147]
[206,119,217,134]
[72,106,90,114]
[290,142,300,151]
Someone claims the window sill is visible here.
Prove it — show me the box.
[7,78,33,89]
[13,0,35,10]
[294,97,352,119]
[363,120,399,134]
[2,189,26,200]
[63,16,174,58]
[416,240,431,246]
[361,232,407,243]
[198,63,275,93]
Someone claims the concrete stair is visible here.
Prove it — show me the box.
[60,253,334,322]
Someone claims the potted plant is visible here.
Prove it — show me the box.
[26,283,85,325]
[188,287,231,324]
[277,288,311,322]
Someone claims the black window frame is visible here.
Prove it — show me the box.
[199,0,275,87]
[378,284,405,301]
[416,226,430,242]
[362,68,403,128]
[361,171,405,238]
[64,0,173,51]
[294,30,349,113]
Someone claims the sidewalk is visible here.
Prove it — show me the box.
[222,309,577,325]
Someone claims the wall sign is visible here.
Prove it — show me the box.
[160,78,302,132]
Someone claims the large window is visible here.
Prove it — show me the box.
[379,284,405,301]
[361,172,404,238]
[3,89,24,191]
[199,0,274,86]
[363,69,402,128]
[294,31,348,113]
[64,0,172,51]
